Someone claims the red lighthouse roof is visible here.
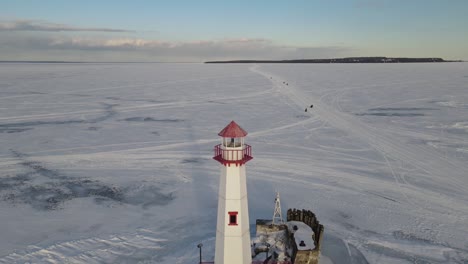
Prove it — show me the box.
[218,121,248,137]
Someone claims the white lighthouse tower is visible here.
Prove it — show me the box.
[213,121,253,264]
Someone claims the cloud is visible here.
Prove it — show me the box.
[40,37,348,58]
[42,37,272,50]
[0,32,353,61]
[0,19,134,32]
[0,18,354,61]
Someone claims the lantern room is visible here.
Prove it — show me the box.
[213,121,253,166]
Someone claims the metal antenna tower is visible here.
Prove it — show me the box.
[272,191,284,225]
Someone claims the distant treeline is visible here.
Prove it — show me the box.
[206,57,461,64]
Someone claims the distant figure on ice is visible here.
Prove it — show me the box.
[310,104,314,108]
[305,108,308,112]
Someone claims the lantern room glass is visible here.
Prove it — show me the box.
[222,137,244,148]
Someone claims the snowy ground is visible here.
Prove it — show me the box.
[1,62,467,263]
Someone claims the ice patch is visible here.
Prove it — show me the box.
[368,107,437,111]
[392,230,435,244]
[121,117,184,122]
[355,107,437,117]
[426,121,468,134]
[0,128,33,133]
[456,147,468,153]
[452,121,468,132]
[364,239,468,263]
[180,158,206,164]
[0,103,117,129]
[0,229,168,264]
[356,112,425,117]
[432,100,467,108]
[1,152,175,210]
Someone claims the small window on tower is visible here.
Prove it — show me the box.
[228,211,238,225]
[230,214,236,224]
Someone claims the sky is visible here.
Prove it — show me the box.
[1,0,467,62]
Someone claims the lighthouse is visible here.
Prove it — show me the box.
[213,121,253,264]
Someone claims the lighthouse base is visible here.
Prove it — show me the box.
[251,208,324,264]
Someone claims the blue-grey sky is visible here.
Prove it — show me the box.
[1,0,467,62]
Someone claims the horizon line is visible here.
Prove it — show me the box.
[0,57,465,64]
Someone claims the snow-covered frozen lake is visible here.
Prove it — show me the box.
[1,62,467,263]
